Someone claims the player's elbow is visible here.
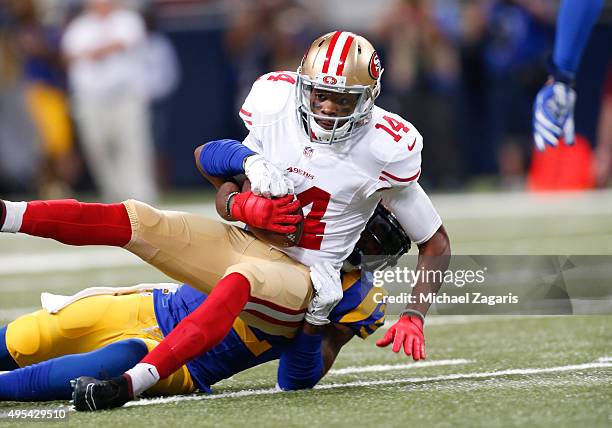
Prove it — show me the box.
[436,225,451,256]
[194,144,205,170]
[194,144,204,160]
[419,225,451,257]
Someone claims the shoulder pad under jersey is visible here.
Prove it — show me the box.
[239,71,298,131]
[366,107,423,187]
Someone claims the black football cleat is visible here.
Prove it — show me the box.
[71,375,133,411]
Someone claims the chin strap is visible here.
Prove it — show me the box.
[309,117,352,144]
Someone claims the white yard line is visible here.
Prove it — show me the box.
[328,359,472,375]
[2,190,612,276]
[3,358,608,405]
[124,358,612,408]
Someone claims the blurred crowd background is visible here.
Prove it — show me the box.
[1,0,611,201]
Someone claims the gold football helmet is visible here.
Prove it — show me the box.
[297,31,383,144]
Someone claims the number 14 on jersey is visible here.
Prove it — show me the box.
[375,115,413,148]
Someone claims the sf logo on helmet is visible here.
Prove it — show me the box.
[323,75,338,85]
[369,51,381,79]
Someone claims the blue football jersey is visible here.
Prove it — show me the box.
[152,270,385,391]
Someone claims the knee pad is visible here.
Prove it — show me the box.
[124,199,159,230]
[225,262,266,295]
[226,262,310,310]
[122,199,168,261]
[6,315,41,358]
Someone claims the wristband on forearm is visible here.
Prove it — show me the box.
[225,191,239,219]
[547,57,575,86]
[242,153,256,170]
[399,309,425,324]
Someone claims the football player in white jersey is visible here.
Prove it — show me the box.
[201,30,450,352]
[0,32,450,410]
[192,33,450,386]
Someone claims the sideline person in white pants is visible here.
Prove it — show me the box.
[62,0,158,203]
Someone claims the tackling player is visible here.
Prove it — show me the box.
[0,204,403,404]
[0,31,450,409]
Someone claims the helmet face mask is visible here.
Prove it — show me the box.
[296,31,383,145]
[297,77,376,144]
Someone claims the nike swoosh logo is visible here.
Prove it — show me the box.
[86,383,97,411]
[407,138,417,151]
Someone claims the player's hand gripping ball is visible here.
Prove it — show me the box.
[243,154,294,198]
[235,179,304,247]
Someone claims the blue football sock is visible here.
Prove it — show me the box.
[0,326,19,371]
[0,338,148,401]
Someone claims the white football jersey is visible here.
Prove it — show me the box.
[240,71,441,268]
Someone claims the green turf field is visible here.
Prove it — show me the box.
[0,190,611,427]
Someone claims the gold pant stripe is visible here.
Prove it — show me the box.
[123,200,313,336]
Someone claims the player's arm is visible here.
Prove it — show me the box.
[552,0,604,78]
[212,178,300,233]
[195,137,293,198]
[594,67,612,187]
[320,323,354,375]
[194,139,255,189]
[533,0,604,150]
[64,38,128,63]
[376,183,451,360]
[195,72,297,197]
[276,323,354,391]
[198,141,301,232]
[193,140,239,191]
[276,203,409,389]
[213,179,240,221]
[404,225,450,317]
[302,322,353,374]
[278,267,388,391]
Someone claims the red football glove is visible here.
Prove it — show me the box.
[230,191,302,234]
[376,315,426,361]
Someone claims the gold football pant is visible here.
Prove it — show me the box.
[5,294,195,396]
[122,200,313,337]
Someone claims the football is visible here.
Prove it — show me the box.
[241,179,304,247]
